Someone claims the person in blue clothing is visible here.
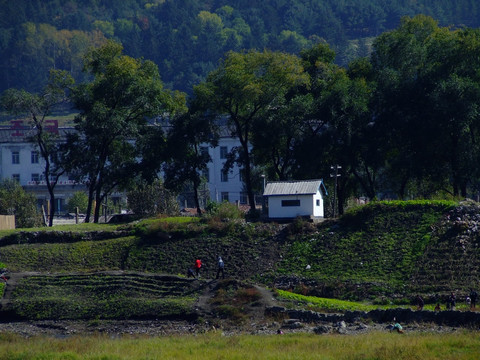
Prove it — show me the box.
[187,267,195,278]
[216,256,225,279]
[390,318,404,333]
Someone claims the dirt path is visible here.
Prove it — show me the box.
[253,284,276,307]
[193,279,218,317]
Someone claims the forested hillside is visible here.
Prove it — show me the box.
[1,0,479,94]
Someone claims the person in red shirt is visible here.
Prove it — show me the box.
[194,259,202,277]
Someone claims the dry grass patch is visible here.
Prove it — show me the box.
[0,331,478,359]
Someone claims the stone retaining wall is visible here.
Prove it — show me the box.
[266,306,480,328]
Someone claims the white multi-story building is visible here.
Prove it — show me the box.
[0,119,250,214]
[200,134,247,205]
[0,121,79,213]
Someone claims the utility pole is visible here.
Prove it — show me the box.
[330,165,341,218]
[261,174,266,215]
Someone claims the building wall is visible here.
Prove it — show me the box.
[0,133,80,214]
[1,144,44,184]
[268,194,312,218]
[202,136,247,205]
[0,125,250,213]
[313,190,324,217]
[267,190,324,218]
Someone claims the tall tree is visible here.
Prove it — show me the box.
[163,108,218,215]
[251,93,312,181]
[194,49,308,212]
[288,44,372,215]
[0,69,74,226]
[372,15,480,198]
[67,40,185,223]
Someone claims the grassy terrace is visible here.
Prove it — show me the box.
[10,273,199,320]
[275,290,473,312]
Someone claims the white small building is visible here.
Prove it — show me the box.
[263,179,327,220]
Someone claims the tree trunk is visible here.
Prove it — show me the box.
[85,182,96,223]
[239,132,255,213]
[46,182,56,227]
[244,153,256,213]
[193,178,202,215]
[93,189,102,223]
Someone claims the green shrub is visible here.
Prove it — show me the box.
[127,180,179,217]
[0,178,42,228]
[207,201,245,221]
[67,191,90,214]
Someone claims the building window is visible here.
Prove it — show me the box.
[240,192,247,204]
[220,146,228,159]
[31,173,40,182]
[221,192,229,202]
[221,169,228,182]
[282,199,300,207]
[12,151,19,164]
[31,151,39,164]
[12,174,20,182]
[316,199,320,206]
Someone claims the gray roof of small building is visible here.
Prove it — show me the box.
[263,179,325,196]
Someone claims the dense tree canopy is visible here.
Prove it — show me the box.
[372,15,480,199]
[3,5,480,216]
[1,0,480,95]
[194,49,308,212]
[163,108,218,215]
[65,40,186,223]
[193,15,480,213]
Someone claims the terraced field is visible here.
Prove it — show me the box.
[2,272,203,321]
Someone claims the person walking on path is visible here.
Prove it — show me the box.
[187,268,196,278]
[216,256,225,279]
[449,292,456,310]
[470,289,478,310]
[194,259,202,278]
